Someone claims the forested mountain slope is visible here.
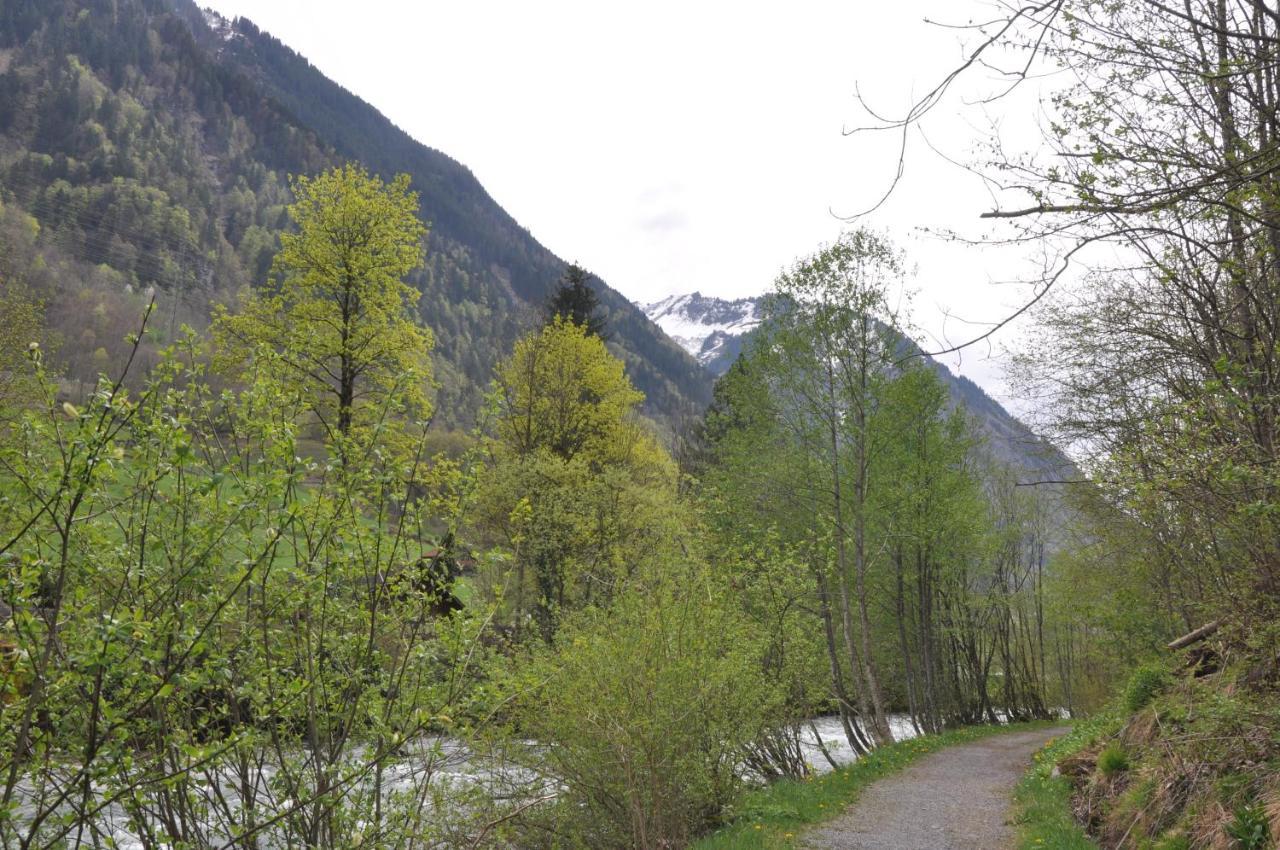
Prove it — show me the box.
[0,0,711,424]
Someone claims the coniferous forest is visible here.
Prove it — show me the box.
[1,2,1279,850]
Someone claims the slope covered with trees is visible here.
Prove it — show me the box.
[0,0,710,427]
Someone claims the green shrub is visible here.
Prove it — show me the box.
[1225,804,1270,850]
[1124,664,1171,712]
[518,570,785,849]
[1152,833,1190,850]
[1097,743,1130,777]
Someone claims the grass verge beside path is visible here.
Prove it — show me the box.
[1012,713,1120,850]
[693,720,1064,850]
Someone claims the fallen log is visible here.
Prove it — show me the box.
[1167,619,1222,651]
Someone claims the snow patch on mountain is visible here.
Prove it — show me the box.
[643,292,761,373]
[202,7,240,42]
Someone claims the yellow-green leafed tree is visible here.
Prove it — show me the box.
[213,164,433,452]
[492,316,645,465]
[474,317,680,640]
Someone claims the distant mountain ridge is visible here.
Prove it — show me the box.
[643,292,1076,480]
[0,0,712,426]
[644,292,760,376]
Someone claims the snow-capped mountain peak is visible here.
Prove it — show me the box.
[643,292,762,375]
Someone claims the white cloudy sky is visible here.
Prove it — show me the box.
[201,0,1055,401]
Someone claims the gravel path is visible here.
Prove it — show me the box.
[802,726,1069,850]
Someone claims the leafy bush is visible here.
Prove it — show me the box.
[1124,664,1171,712]
[517,569,784,849]
[1097,743,1130,777]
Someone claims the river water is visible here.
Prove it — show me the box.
[798,713,922,772]
[8,715,931,848]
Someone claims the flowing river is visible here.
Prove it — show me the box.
[8,714,933,848]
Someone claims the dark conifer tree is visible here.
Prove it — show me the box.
[545,262,607,338]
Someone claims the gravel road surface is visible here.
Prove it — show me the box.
[802,726,1070,850]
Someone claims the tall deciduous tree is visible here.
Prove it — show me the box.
[493,316,641,464]
[708,231,907,749]
[214,164,433,449]
[472,317,675,640]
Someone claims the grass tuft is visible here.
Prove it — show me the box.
[1123,664,1171,713]
[1096,743,1130,777]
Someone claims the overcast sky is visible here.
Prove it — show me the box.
[200,0,1053,402]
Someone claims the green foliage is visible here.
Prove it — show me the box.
[1010,0,1280,635]
[704,231,920,744]
[0,302,502,848]
[469,317,678,642]
[214,164,433,450]
[1013,773,1104,850]
[467,319,786,848]
[0,279,45,412]
[491,316,643,463]
[1124,664,1171,713]
[1026,669,1279,850]
[1152,835,1190,850]
[1097,743,1130,777]
[1037,498,1173,714]
[1225,804,1270,850]
[517,566,780,849]
[703,231,1062,745]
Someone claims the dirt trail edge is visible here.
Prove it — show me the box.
[802,726,1070,850]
